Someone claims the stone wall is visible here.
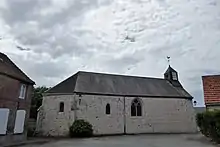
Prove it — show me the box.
[37,95,75,136]
[76,95,124,135]
[125,97,197,134]
[38,94,197,136]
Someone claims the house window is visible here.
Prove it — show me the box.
[14,110,26,134]
[0,108,9,135]
[59,102,64,112]
[172,72,178,80]
[106,103,111,115]
[131,98,142,116]
[19,84,27,99]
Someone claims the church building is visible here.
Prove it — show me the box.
[36,66,197,136]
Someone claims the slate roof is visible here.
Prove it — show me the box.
[0,52,35,84]
[47,71,192,99]
[164,65,177,74]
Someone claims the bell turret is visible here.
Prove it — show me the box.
[164,65,182,87]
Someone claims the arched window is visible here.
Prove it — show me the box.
[59,102,64,112]
[131,98,142,116]
[106,103,110,115]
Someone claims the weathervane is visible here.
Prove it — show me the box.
[167,56,171,66]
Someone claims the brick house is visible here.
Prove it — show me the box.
[202,75,220,110]
[0,52,35,145]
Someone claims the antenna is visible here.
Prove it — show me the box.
[167,56,171,66]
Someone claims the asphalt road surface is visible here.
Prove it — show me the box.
[21,134,216,147]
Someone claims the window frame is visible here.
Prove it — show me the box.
[19,84,27,99]
[131,98,142,117]
[59,102,64,112]
[106,103,111,115]
[172,72,178,80]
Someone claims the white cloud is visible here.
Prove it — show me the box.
[0,0,219,106]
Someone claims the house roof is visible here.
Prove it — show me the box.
[47,71,192,99]
[0,52,35,84]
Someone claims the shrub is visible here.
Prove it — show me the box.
[27,128,35,137]
[69,119,93,137]
[196,110,220,143]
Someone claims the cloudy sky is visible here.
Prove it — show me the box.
[0,0,219,106]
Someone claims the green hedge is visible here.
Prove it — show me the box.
[196,110,220,143]
[69,119,93,138]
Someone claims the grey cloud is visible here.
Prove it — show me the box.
[1,0,112,28]
[1,0,113,59]
[104,56,143,72]
[38,0,99,28]
[29,62,69,78]
[0,0,219,107]
[0,0,43,25]
[8,52,75,86]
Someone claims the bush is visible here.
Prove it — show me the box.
[27,128,35,137]
[69,119,93,137]
[196,110,220,143]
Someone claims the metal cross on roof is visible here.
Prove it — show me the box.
[167,56,171,66]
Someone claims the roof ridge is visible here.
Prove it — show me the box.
[0,52,34,84]
[46,72,79,94]
[0,52,6,56]
[202,74,220,77]
[77,71,165,81]
[8,55,34,84]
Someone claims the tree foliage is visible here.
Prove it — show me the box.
[29,86,49,119]
[196,110,220,143]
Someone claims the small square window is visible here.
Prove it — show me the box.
[19,84,27,99]
[172,72,178,80]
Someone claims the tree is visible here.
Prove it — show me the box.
[29,86,49,119]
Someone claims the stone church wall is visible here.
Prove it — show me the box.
[76,95,197,135]
[37,94,197,136]
[36,95,75,136]
[75,95,124,135]
[125,97,197,134]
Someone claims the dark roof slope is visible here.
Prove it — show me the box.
[164,65,177,74]
[0,52,35,84]
[46,73,78,94]
[47,71,192,98]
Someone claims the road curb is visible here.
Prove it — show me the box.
[2,140,51,147]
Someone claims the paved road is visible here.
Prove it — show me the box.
[22,134,216,147]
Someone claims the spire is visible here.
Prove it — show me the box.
[167,56,171,66]
[164,57,182,87]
